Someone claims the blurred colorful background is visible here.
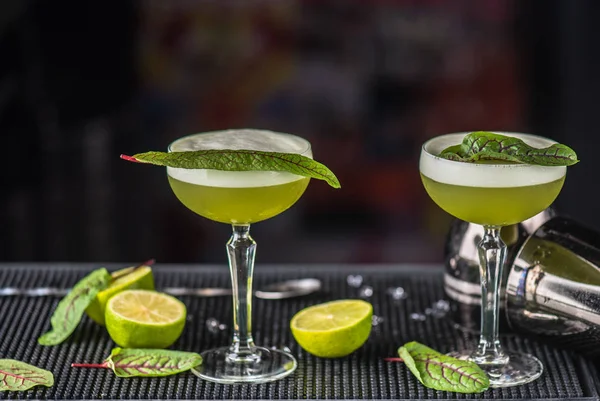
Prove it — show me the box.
[1,0,599,264]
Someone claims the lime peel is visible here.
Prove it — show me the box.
[85,265,155,326]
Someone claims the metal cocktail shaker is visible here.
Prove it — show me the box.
[443,209,556,332]
[506,216,600,358]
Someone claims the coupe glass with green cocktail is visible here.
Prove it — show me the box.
[167,133,311,225]
[170,129,311,383]
[420,131,578,387]
[123,128,339,384]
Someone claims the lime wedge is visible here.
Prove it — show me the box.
[85,266,155,325]
[290,299,373,358]
[105,290,186,349]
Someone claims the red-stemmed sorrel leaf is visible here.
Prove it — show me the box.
[37,268,111,346]
[398,342,489,394]
[72,348,202,378]
[121,149,341,188]
[439,131,579,166]
[0,360,53,391]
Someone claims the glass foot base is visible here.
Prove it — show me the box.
[191,346,297,384]
[448,351,543,388]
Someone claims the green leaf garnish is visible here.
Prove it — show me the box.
[0,360,54,391]
[72,348,202,378]
[439,131,579,166]
[398,341,490,394]
[38,268,111,346]
[121,149,341,188]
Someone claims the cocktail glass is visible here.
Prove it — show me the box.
[420,132,567,387]
[167,129,312,384]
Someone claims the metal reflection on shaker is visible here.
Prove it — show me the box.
[506,216,600,359]
[443,209,556,332]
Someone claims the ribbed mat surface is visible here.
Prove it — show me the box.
[0,264,598,400]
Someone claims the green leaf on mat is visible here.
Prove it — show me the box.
[398,342,489,394]
[107,348,202,377]
[38,268,111,346]
[0,360,54,391]
[72,348,202,378]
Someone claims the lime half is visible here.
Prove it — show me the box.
[105,289,186,349]
[290,299,373,358]
[86,265,155,325]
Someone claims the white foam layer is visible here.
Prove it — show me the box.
[166,129,313,188]
[420,132,566,187]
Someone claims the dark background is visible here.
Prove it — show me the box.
[1,0,599,265]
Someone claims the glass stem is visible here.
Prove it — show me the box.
[473,226,509,372]
[226,224,258,363]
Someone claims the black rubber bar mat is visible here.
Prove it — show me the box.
[0,264,598,400]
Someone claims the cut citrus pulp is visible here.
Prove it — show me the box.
[105,289,186,349]
[290,299,372,358]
